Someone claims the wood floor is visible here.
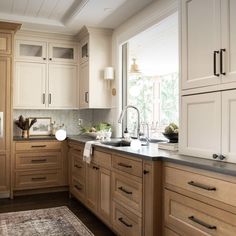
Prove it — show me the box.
[0,191,116,236]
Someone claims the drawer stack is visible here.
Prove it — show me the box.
[111,154,143,236]
[163,162,236,235]
[13,140,66,192]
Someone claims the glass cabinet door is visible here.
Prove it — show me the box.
[48,43,78,63]
[15,40,47,62]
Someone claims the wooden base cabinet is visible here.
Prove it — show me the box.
[13,140,68,194]
[163,162,236,236]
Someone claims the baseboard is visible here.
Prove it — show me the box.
[13,186,69,197]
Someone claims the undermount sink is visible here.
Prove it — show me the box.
[101,140,131,147]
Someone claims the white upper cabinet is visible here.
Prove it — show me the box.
[48,64,77,109]
[180,92,221,159]
[221,90,236,162]
[14,34,78,109]
[181,0,221,89]
[78,26,112,109]
[48,43,78,64]
[14,62,46,109]
[181,0,236,92]
[15,40,47,62]
[221,0,236,84]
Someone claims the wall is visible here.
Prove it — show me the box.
[13,109,93,136]
[110,0,178,136]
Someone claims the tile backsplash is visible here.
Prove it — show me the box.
[13,109,93,136]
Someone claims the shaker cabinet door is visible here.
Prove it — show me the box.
[48,64,77,109]
[181,0,221,89]
[14,62,46,109]
[222,90,236,163]
[180,92,221,159]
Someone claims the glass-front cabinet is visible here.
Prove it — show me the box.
[15,40,47,62]
[48,43,78,63]
[15,40,78,63]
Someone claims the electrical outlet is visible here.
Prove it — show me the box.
[78,119,83,126]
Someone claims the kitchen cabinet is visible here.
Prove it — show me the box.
[163,162,236,236]
[180,0,236,92]
[0,22,20,198]
[68,142,162,235]
[78,26,112,109]
[180,90,236,163]
[14,36,78,109]
[13,140,68,195]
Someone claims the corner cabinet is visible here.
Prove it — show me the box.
[180,90,236,163]
[14,37,78,109]
[180,0,236,92]
[78,26,112,109]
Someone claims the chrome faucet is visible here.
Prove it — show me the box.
[118,105,140,139]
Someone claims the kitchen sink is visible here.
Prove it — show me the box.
[101,140,131,147]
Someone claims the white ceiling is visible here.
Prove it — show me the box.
[129,12,178,76]
[0,0,154,34]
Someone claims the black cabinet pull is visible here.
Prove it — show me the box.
[43,57,46,60]
[49,93,52,104]
[31,159,47,163]
[143,170,149,174]
[219,154,226,160]
[31,145,47,148]
[42,93,45,104]
[118,217,132,227]
[49,58,52,61]
[189,216,217,230]
[85,92,89,103]
[31,177,47,181]
[92,166,99,170]
[220,48,226,75]
[74,185,82,191]
[118,163,132,168]
[213,51,220,76]
[188,181,216,191]
[118,186,132,195]
[74,164,82,169]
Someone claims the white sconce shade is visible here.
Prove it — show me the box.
[104,67,114,80]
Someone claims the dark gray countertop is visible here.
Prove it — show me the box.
[68,135,236,176]
[13,135,57,141]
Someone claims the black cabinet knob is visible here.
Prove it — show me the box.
[143,170,149,175]
[212,154,218,159]
[219,154,226,160]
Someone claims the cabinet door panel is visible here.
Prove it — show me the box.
[180,92,221,158]
[181,0,221,89]
[0,33,11,54]
[0,57,10,150]
[86,163,98,211]
[222,90,236,163]
[0,154,9,192]
[98,168,111,225]
[221,0,236,83]
[79,62,89,108]
[14,62,46,108]
[48,64,77,109]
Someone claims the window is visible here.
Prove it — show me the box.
[122,13,179,138]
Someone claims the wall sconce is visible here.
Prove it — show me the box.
[104,67,114,80]
[104,67,116,96]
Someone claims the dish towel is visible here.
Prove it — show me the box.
[83,141,97,164]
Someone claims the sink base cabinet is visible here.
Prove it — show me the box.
[68,143,162,236]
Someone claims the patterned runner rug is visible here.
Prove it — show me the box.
[0,206,94,236]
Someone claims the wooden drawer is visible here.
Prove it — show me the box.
[72,156,85,181]
[112,172,142,215]
[14,170,62,190]
[0,33,11,54]
[71,177,86,203]
[93,150,111,169]
[112,201,142,236]
[69,143,83,154]
[15,152,61,170]
[164,189,236,236]
[15,141,61,152]
[164,165,236,207]
[112,154,142,177]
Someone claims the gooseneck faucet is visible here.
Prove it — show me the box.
[118,105,140,139]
